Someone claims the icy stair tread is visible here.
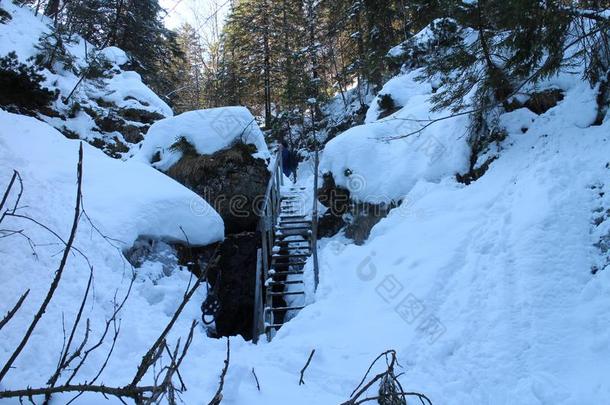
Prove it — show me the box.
[265,187,313,336]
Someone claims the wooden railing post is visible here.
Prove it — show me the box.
[254,150,284,343]
[311,111,320,291]
[252,249,263,343]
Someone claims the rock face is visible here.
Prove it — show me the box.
[317,172,396,244]
[167,142,270,234]
[318,173,351,215]
[205,232,260,340]
[505,89,565,115]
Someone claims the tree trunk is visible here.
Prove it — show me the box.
[44,0,60,18]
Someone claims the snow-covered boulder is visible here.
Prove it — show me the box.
[0,110,223,246]
[134,106,270,171]
[320,69,470,205]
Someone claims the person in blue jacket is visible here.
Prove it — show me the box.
[281,140,297,180]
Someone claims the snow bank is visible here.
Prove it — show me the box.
[103,70,173,117]
[0,110,225,402]
[320,69,470,203]
[100,46,129,67]
[0,2,173,156]
[288,76,610,404]
[134,106,270,171]
[0,110,223,246]
[0,0,50,60]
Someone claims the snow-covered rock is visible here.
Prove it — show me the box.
[103,71,173,118]
[134,106,270,171]
[0,1,173,158]
[0,110,223,246]
[320,69,470,204]
[0,110,225,402]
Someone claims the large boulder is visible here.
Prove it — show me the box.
[317,172,396,244]
[205,232,260,340]
[167,142,270,234]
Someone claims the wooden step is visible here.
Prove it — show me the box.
[274,239,310,245]
[280,220,312,226]
[271,261,308,268]
[265,323,284,330]
[267,290,305,296]
[269,270,305,276]
[272,253,310,260]
[277,226,311,231]
[274,238,310,245]
[265,305,305,312]
[280,215,308,220]
[266,279,304,286]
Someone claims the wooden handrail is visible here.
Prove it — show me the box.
[252,146,320,343]
[253,149,283,343]
[311,148,320,289]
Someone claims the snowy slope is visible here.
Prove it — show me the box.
[103,69,610,405]
[0,0,48,61]
[2,4,609,403]
[0,110,223,246]
[184,71,610,404]
[134,106,270,170]
[0,111,226,402]
[0,1,173,156]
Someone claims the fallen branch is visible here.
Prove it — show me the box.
[352,392,433,405]
[251,368,260,392]
[208,337,230,405]
[341,350,432,405]
[299,349,316,386]
[0,383,157,401]
[0,143,84,383]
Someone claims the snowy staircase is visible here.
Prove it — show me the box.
[264,186,311,340]
[252,147,320,343]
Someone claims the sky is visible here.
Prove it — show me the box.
[159,0,231,32]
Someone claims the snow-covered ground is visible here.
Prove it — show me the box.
[0,111,224,402]
[1,2,609,404]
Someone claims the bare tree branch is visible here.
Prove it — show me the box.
[251,368,261,392]
[131,247,218,387]
[298,349,315,386]
[0,289,30,331]
[0,143,84,383]
[0,383,157,401]
[208,337,230,405]
[341,350,432,405]
[44,266,94,403]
